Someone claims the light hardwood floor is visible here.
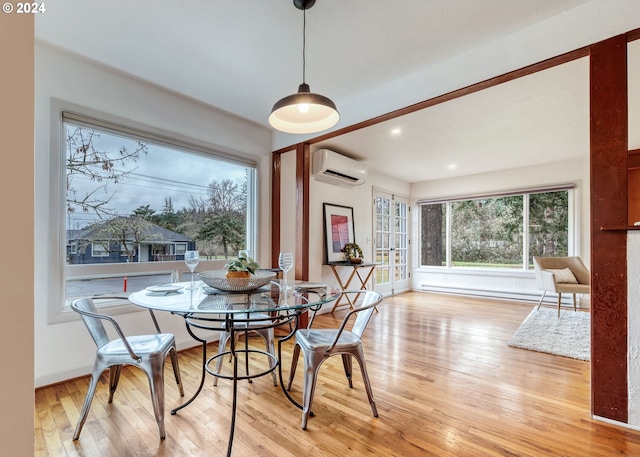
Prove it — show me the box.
[35,292,640,456]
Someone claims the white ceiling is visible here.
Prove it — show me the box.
[35,0,639,183]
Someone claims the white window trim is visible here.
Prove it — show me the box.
[48,99,258,324]
[174,242,187,255]
[68,242,77,254]
[417,187,576,270]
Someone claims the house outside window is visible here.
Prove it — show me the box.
[419,188,570,270]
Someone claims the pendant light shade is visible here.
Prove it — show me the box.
[269,83,339,134]
[269,0,339,134]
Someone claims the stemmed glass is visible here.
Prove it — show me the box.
[184,250,200,290]
[278,252,294,304]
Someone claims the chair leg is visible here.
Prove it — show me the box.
[342,354,353,388]
[143,357,167,440]
[287,344,301,391]
[262,328,278,386]
[536,291,546,310]
[73,366,104,440]
[169,346,184,397]
[353,348,378,419]
[107,365,122,403]
[218,329,278,386]
[243,328,279,386]
[300,352,323,430]
[213,332,232,386]
[573,293,577,312]
[557,293,562,318]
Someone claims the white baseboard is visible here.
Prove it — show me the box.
[418,284,588,308]
[593,415,640,432]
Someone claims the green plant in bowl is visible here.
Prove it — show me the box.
[224,252,260,278]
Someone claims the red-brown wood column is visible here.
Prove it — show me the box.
[590,34,628,422]
[295,143,311,281]
[271,152,282,268]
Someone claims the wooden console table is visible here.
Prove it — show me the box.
[325,262,378,312]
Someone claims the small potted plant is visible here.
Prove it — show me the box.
[343,242,363,264]
[224,252,260,279]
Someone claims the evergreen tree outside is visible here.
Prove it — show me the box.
[528,191,569,264]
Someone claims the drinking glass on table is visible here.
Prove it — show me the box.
[184,250,200,290]
[278,252,294,304]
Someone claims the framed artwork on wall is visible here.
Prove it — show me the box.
[323,203,355,263]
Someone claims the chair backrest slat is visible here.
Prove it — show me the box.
[322,290,382,360]
[350,291,381,337]
[72,297,111,348]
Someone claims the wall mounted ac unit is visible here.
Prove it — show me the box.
[312,149,367,186]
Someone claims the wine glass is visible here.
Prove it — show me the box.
[184,250,200,290]
[278,252,294,304]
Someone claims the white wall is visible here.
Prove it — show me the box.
[279,151,590,306]
[34,44,273,387]
[307,166,410,301]
[410,157,590,302]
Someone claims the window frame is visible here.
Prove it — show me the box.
[417,185,575,271]
[48,100,258,323]
[174,242,187,256]
[119,242,136,257]
[91,242,110,257]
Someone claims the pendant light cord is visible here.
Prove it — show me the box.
[302,7,306,84]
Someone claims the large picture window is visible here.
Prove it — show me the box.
[419,188,570,270]
[61,111,257,304]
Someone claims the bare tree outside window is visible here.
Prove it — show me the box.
[66,126,147,219]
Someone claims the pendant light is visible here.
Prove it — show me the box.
[269,0,339,134]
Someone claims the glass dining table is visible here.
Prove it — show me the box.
[128,279,337,457]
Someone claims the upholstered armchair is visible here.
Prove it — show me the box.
[532,256,590,317]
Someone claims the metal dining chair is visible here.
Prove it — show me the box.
[212,316,278,386]
[71,296,184,440]
[286,290,383,429]
[207,270,284,387]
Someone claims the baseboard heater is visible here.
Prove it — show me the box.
[419,284,580,306]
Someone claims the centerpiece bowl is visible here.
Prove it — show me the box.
[198,270,277,292]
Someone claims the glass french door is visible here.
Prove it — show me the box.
[374,191,409,296]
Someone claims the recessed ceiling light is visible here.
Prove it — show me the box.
[447,163,457,170]
[390,128,402,136]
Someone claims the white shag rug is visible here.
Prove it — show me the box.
[508,307,590,361]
